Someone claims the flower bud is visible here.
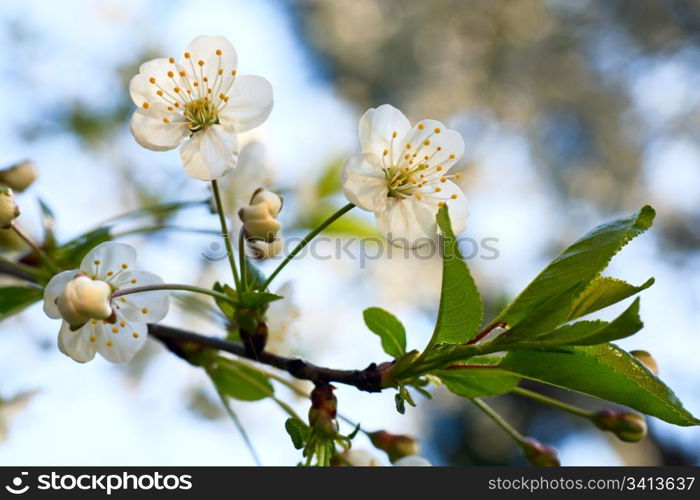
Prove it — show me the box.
[0,161,38,192]
[393,455,432,466]
[630,350,659,374]
[308,384,338,438]
[250,188,282,216]
[239,203,282,241]
[522,438,560,467]
[0,187,20,228]
[593,409,647,442]
[56,275,113,328]
[369,430,420,462]
[249,237,282,260]
[333,449,380,467]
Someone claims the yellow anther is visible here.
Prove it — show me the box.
[120,321,126,327]
[94,260,101,265]
[179,70,186,77]
[111,327,119,333]
[184,52,191,59]
[383,149,389,156]
[174,102,180,107]
[450,194,458,199]
[121,264,128,269]
[141,308,149,314]
[174,87,181,93]
[418,123,425,130]
[455,173,462,179]
[216,49,222,56]
[142,102,150,109]
[167,71,174,78]
[149,77,156,84]
[198,60,205,66]
[106,341,113,347]
[416,193,423,200]
[192,82,199,87]
[120,297,126,302]
[449,154,456,159]
[130,279,137,284]
[405,143,412,149]
[438,201,445,208]
[133,333,139,339]
[162,117,170,124]
[107,271,113,276]
[392,131,398,138]
[434,127,441,133]
[167,106,173,111]
[89,336,96,343]
[423,139,431,146]
[440,177,447,183]
[231,70,237,76]
[436,166,443,171]
[156,90,164,96]
[219,93,226,100]
[435,187,442,192]
[91,319,97,325]
[203,76,208,82]
[218,69,224,75]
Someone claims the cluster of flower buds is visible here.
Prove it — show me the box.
[238,188,283,259]
[0,161,38,193]
[0,188,20,229]
[368,430,420,463]
[308,384,338,439]
[521,438,560,467]
[593,409,647,442]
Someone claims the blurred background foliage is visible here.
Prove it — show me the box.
[0,0,698,465]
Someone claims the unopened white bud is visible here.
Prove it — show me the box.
[0,187,20,228]
[0,161,38,192]
[249,237,282,260]
[56,275,113,327]
[250,188,282,216]
[393,455,432,466]
[239,203,282,241]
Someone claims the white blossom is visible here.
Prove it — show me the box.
[343,104,469,248]
[43,242,169,363]
[129,36,273,181]
[239,188,283,241]
[393,455,432,466]
[265,282,300,354]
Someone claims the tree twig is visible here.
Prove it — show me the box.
[147,323,388,393]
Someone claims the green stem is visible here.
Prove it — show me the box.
[471,397,528,447]
[211,180,241,289]
[10,223,58,274]
[512,387,593,420]
[238,228,248,290]
[260,203,355,290]
[112,283,235,304]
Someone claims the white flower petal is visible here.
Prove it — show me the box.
[401,119,465,171]
[376,196,438,248]
[218,75,273,133]
[394,455,432,466]
[130,105,189,152]
[342,154,389,212]
[182,35,238,95]
[128,58,180,108]
[359,104,411,158]
[434,181,469,234]
[58,321,96,363]
[43,270,79,319]
[113,273,169,323]
[96,315,147,364]
[179,124,239,180]
[80,242,137,279]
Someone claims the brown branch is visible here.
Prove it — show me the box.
[147,323,390,393]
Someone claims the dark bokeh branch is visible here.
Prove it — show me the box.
[148,323,388,393]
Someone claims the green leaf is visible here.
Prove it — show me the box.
[497,298,644,348]
[492,206,655,331]
[569,276,654,321]
[54,227,112,267]
[237,291,283,309]
[209,358,274,402]
[0,285,43,321]
[498,344,699,426]
[212,282,236,318]
[437,362,519,399]
[285,418,310,450]
[427,205,483,345]
[363,307,406,358]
